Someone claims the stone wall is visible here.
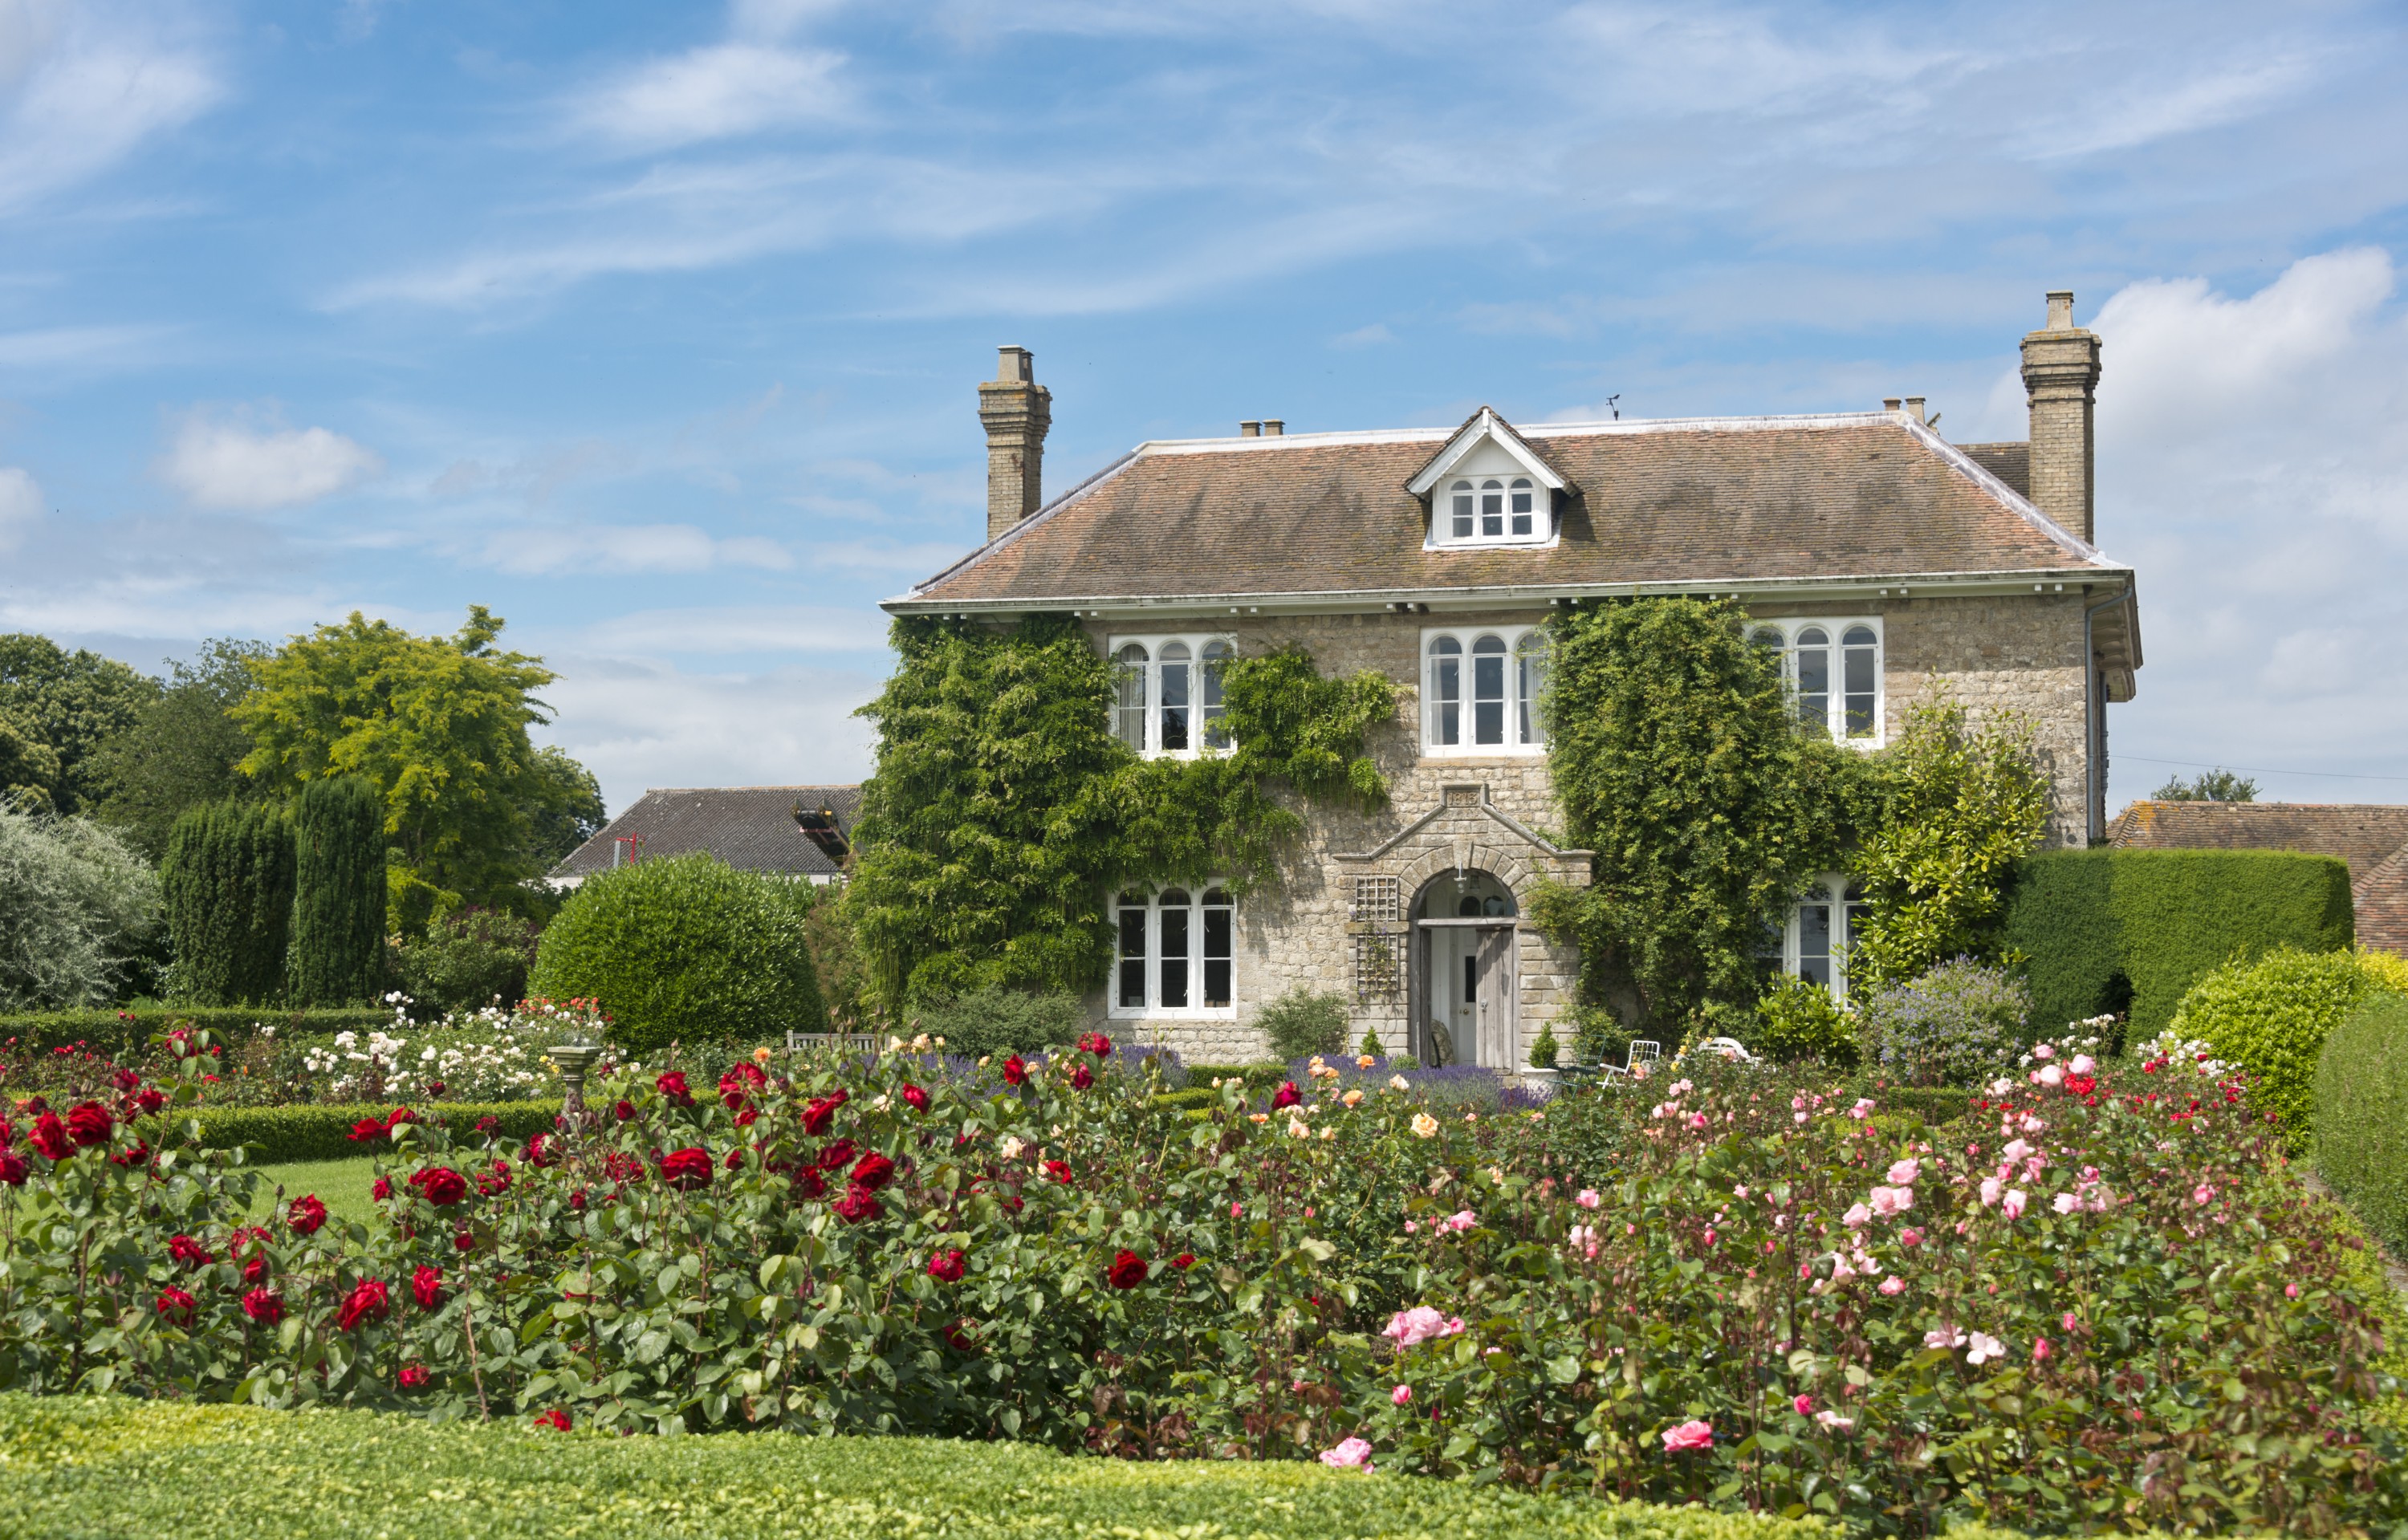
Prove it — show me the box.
[1083,592,2098,1060]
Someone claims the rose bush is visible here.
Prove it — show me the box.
[0,1023,2399,1535]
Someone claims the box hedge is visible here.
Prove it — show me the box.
[184,1099,562,1164]
[2316,990,2408,1254]
[2003,848,2354,1041]
[0,1394,1874,1540]
[0,1005,393,1060]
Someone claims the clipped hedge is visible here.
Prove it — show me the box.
[0,1006,392,1059]
[2003,848,2354,1041]
[0,1395,1859,1540]
[188,1099,561,1164]
[2316,991,2408,1253]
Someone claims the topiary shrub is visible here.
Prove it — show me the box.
[903,986,1083,1061]
[1855,958,2029,1088]
[2170,945,2370,1130]
[1752,973,1857,1067]
[1254,985,1348,1060]
[527,853,824,1055]
[1526,1018,1560,1071]
[2315,990,2408,1253]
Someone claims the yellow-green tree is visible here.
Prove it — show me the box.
[233,607,604,928]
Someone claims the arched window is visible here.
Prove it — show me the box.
[1200,640,1233,749]
[1428,636,1462,746]
[1750,625,1785,652]
[1508,477,1535,537]
[1202,887,1232,1007]
[1841,625,1877,739]
[1158,642,1191,752]
[1515,632,1548,746]
[1471,634,1507,745]
[1113,644,1148,750]
[1449,479,1475,540]
[1479,479,1506,538]
[1792,626,1830,733]
[1116,892,1146,1008]
[1157,887,1191,1008]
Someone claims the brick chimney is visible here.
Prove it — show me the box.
[2020,291,2102,543]
[978,346,1051,542]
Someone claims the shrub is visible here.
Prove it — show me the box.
[286,777,386,1007]
[2316,990,2408,1253]
[1854,957,2029,1087]
[1526,1018,1560,1070]
[1255,985,1349,1059]
[191,1099,562,1164]
[0,1005,389,1060]
[904,986,1084,1061]
[527,852,824,1054]
[2004,847,2355,1042]
[2172,945,2372,1129]
[162,799,294,1006]
[1751,973,1857,1067]
[393,907,541,1016]
[0,806,160,1011]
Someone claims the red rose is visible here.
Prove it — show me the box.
[169,1233,212,1268]
[134,1087,167,1115]
[474,1115,500,1136]
[901,1083,929,1113]
[453,1229,475,1252]
[1079,1032,1113,1058]
[815,1139,858,1172]
[372,1176,393,1201]
[1071,1063,1095,1091]
[348,1115,390,1144]
[850,1151,896,1191]
[832,1184,881,1224]
[242,1288,283,1324]
[108,1140,149,1168]
[734,1106,759,1127]
[337,1278,391,1331]
[527,1133,556,1168]
[927,1249,966,1282]
[802,1090,848,1136]
[943,1319,978,1351]
[657,1071,694,1107]
[1173,1252,1196,1270]
[613,1099,636,1121]
[112,1067,140,1093]
[2064,1073,2097,1097]
[1271,1082,1302,1111]
[412,1264,444,1310]
[154,1286,196,1326]
[242,1251,269,1285]
[0,1150,28,1186]
[723,1147,745,1171]
[1105,1249,1149,1289]
[387,1106,416,1127]
[398,1364,430,1389]
[287,1195,327,1235]
[66,1100,113,1147]
[1043,1160,1072,1184]
[659,1147,714,1191]
[719,1065,765,1109]
[29,1112,73,1161]
[1002,1056,1027,1087]
[534,1408,571,1431]
[568,1186,589,1211]
[791,1166,827,1199]
[477,1158,512,1197]
[408,1166,469,1206]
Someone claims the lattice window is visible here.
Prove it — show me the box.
[1352,930,1404,1003]
[1352,876,1401,925]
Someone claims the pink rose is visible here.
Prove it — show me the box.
[2001,1189,2027,1221]
[1878,1275,1906,1295]
[1381,1306,1466,1347]
[1391,1384,1413,1406]
[1576,1189,1601,1209]
[1319,1436,1374,1470]
[1662,1419,1714,1453]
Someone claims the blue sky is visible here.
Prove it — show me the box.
[2,0,2404,815]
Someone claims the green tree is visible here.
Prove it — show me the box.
[2152,766,2258,803]
[230,607,601,924]
[0,806,160,1010]
[1845,694,2050,991]
[287,776,387,1006]
[0,709,63,811]
[88,638,269,857]
[0,634,159,815]
[161,799,295,1006]
[1531,598,1858,1038]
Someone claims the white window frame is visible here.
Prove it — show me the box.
[1106,634,1236,759]
[1110,884,1236,1019]
[1780,873,1870,1004]
[1747,616,1885,747]
[1432,473,1548,547]
[1421,624,1547,757]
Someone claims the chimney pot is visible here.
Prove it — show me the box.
[978,347,1051,542]
[1263,419,1284,436]
[1904,396,1926,425]
[2020,290,2102,544]
[1239,421,1261,437]
[1881,397,1902,414]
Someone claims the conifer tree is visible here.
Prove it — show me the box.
[162,799,294,1005]
[287,777,386,1006]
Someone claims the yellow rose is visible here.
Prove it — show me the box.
[1411,1112,1439,1139]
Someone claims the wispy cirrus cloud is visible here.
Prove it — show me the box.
[0,1,220,217]
[479,522,792,575]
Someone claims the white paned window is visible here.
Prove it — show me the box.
[1780,873,1870,1002]
[1444,476,1539,542]
[1106,635,1236,758]
[1112,886,1235,1018]
[1748,618,1885,745]
[1423,624,1546,754]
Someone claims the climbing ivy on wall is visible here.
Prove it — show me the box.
[843,615,1395,1009]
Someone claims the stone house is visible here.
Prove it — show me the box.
[2109,800,2408,955]
[886,294,2143,1064]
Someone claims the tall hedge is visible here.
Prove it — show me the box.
[286,777,386,1006]
[161,800,296,1006]
[2316,990,2408,1252]
[2002,848,2354,1040]
[528,852,824,1055]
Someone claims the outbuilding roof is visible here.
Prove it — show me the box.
[549,785,861,884]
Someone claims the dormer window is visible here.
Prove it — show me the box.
[1407,407,1568,551]
[1446,477,1537,541]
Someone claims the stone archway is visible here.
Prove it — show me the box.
[1408,868,1519,1068]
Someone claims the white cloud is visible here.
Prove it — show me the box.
[0,2,221,215]
[0,465,39,549]
[480,523,793,575]
[160,409,384,510]
[592,604,889,655]
[564,42,849,153]
[1331,322,1396,348]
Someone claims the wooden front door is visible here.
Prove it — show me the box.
[1476,925,1516,1069]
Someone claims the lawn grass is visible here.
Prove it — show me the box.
[242,1156,380,1226]
[0,1394,1896,1540]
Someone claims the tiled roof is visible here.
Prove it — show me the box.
[2354,845,2408,957]
[1956,442,2030,499]
[898,411,2121,609]
[2108,801,2408,884]
[550,786,861,880]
